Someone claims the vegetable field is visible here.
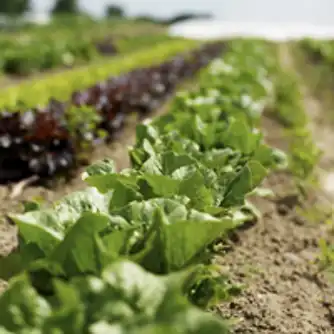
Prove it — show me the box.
[0,19,333,334]
[0,19,168,77]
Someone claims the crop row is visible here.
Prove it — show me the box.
[297,40,334,277]
[0,39,198,108]
[297,38,334,107]
[299,39,334,65]
[0,19,168,76]
[0,34,175,76]
[0,39,287,333]
[0,35,115,76]
[0,40,222,183]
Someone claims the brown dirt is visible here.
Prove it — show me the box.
[216,44,334,333]
[217,171,334,333]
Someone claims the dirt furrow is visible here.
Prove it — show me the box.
[216,44,334,333]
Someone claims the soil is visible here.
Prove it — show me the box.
[216,171,334,333]
[216,44,334,333]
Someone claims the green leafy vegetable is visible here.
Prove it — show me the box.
[0,39,286,333]
[0,261,230,333]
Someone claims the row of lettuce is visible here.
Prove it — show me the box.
[300,39,334,65]
[0,34,175,76]
[0,40,220,183]
[0,39,198,108]
[298,39,334,278]
[0,20,169,76]
[0,39,287,333]
[298,38,334,117]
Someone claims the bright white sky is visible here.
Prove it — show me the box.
[31,0,334,24]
